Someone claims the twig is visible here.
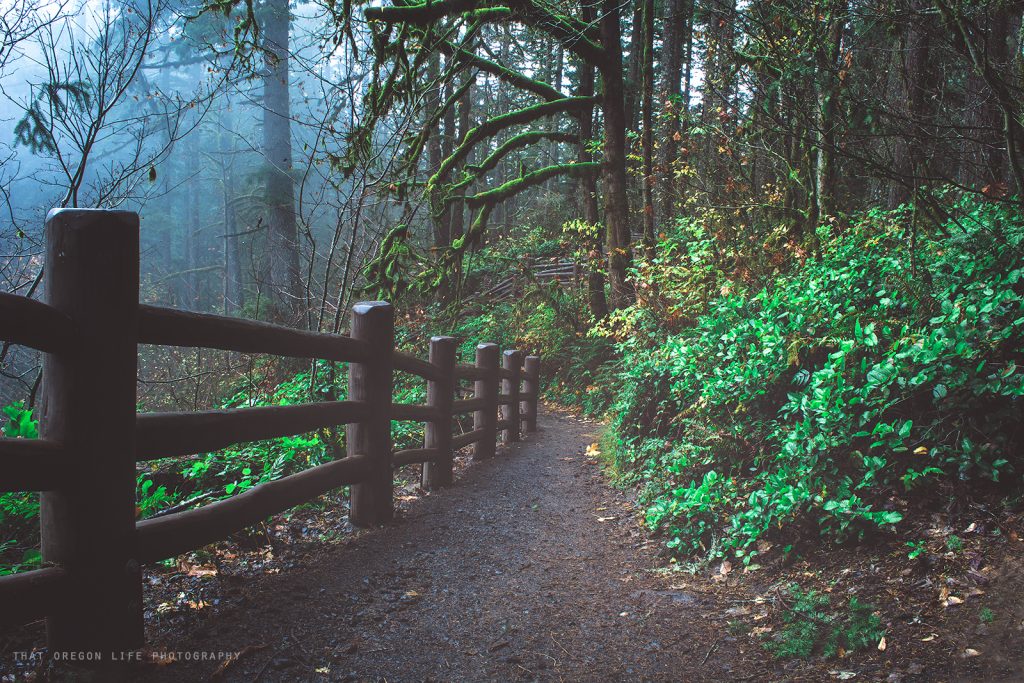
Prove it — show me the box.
[150,491,216,518]
[700,637,721,665]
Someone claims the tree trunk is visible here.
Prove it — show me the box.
[220,106,244,315]
[262,0,302,323]
[426,52,448,250]
[699,0,737,206]
[186,138,200,311]
[813,0,845,224]
[640,0,656,255]
[600,0,634,308]
[449,74,472,293]
[577,5,609,320]
[658,0,688,224]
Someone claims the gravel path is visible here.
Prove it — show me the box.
[144,409,760,682]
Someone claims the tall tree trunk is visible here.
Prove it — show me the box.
[658,0,688,224]
[220,107,244,315]
[640,0,656,255]
[813,0,845,224]
[426,52,448,250]
[449,74,472,293]
[625,0,644,131]
[262,0,302,323]
[186,137,200,311]
[700,0,737,206]
[600,0,634,308]
[889,0,936,208]
[578,4,609,319]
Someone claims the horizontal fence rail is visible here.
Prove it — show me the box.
[479,258,582,301]
[0,208,543,657]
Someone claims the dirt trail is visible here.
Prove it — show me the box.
[142,410,764,682]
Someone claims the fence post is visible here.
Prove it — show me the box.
[348,301,394,526]
[473,342,499,460]
[422,336,456,489]
[522,355,541,433]
[40,209,143,655]
[501,349,522,443]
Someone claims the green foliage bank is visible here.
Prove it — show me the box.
[609,199,1024,563]
[458,197,1024,564]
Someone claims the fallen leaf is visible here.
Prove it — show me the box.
[210,644,267,679]
[719,561,733,576]
[963,648,981,658]
[877,636,887,651]
[921,634,937,642]
[829,671,857,680]
[944,595,964,607]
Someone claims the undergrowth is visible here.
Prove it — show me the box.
[767,585,884,659]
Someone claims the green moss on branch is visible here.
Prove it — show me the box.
[429,96,597,193]
[465,161,599,209]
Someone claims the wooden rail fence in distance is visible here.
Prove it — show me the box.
[0,209,541,657]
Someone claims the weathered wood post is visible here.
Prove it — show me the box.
[473,342,499,460]
[422,336,456,489]
[40,209,144,654]
[501,349,522,443]
[522,355,541,433]
[348,301,394,526]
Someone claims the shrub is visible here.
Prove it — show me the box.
[611,198,1024,562]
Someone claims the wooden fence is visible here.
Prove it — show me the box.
[0,209,541,655]
[479,258,581,300]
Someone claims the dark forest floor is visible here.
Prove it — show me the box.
[5,408,1024,682]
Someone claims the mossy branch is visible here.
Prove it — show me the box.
[465,161,599,209]
[366,0,608,71]
[440,42,566,102]
[443,129,579,200]
[472,130,578,176]
[429,96,598,193]
[401,75,476,176]
[452,161,598,251]
[365,0,489,24]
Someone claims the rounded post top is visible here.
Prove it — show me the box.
[46,208,139,230]
[503,349,522,359]
[47,207,139,219]
[352,301,393,316]
[430,335,457,343]
[476,342,499,351]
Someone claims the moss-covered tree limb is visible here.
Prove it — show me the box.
[365,0,491,24]
[471,130,578,177]
[367,0,608,73]
[442,129,579,199]
[514,1,608,71]
[428,96,597,192]
[400,74,476,176]
[451,161,598,250]
[440,41,566,102]
[464,161,599,209]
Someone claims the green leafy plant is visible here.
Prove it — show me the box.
[765,585,884,659]
[3,401,38,439]
[906,540,926,559]
[605,198,1024,562]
